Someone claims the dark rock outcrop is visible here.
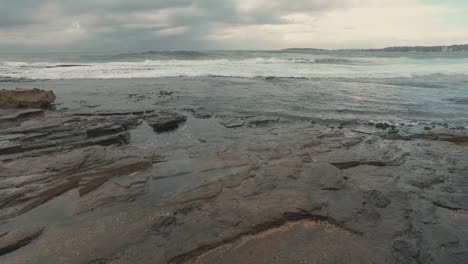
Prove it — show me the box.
[417,128,468,145]
[246,116,280,127]
[374,122,396,130]
[144,112,187,133]
[219,115,279,128]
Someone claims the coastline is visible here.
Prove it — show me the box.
[1,82,467,263]
[1,77,467,128]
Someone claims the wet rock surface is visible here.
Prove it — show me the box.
[417,128,468,146]
[219,115,280,128]
[145,112,187,133]
[0,227,43,256]
[0,101,467,264]
[0,108,189,223]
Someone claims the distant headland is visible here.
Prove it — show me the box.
[282,44,468,52]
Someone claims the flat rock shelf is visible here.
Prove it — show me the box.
[1,99,468,264]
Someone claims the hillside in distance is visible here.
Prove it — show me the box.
[282,44,468,52]
[368,44,468,52]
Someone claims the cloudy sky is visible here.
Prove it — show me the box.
[1,0,467,52]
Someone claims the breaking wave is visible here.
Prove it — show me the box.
[1,51,468,80]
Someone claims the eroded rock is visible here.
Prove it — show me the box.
[1,105,467,264]
[0,107,187,222]
[0,227,43,256]
[0,109,44,122]
[0,110,142,157]
[0,89,56,109]
[144,112,187,133]
[0,146,151,220]
[246,116,280,127]
[76,170,150,214]
[220,118,245,128]
[192,111,212,119]
[219,116,280,128]
[417,128,468,145]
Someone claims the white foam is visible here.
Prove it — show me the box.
[1,56,468,80]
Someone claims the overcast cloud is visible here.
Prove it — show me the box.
[0,0,467,52]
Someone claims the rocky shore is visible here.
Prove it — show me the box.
[1,89,467,264]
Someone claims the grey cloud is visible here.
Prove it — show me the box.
[0,12,31,28]
[0,1,42,28]
[0,0,354,52]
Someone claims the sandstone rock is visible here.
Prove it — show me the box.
[374,122,396,130]
[219,118,245,128]
[78,156,151,196]
[76,170,150,214]
[246,116,280,127]
[0,140,21,155]
[144,112,187,133]
[0,110,143,158]
[192,111,212,119]
[0,89,56,109]
[417,128,468,145]
[0,109,44,122]
[219,116,279,128]
[72,109,155,116]
[0,227,43,256]
[2,104,468,264]
[0,145,151,221]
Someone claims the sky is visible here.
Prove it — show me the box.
[0,0,468,52]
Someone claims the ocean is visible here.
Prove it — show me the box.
[1,50,467,126]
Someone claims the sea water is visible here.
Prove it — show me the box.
[1,50,467,126]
